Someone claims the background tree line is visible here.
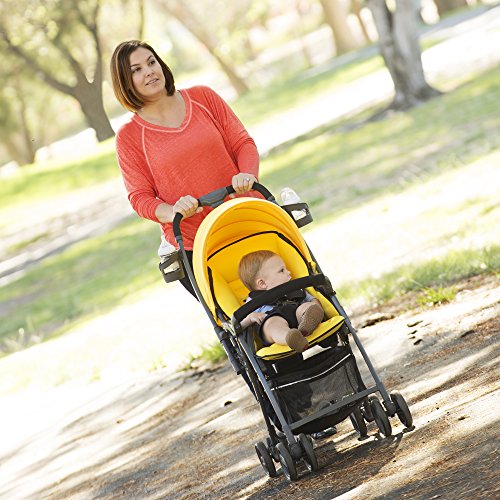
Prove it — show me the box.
[0,0,476,167]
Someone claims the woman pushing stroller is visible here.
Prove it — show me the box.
[238,250,325,353]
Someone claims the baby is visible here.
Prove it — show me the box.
[238,250,324,352]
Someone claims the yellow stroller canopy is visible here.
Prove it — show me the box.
[192,197,314,315]
[192,196,341,330]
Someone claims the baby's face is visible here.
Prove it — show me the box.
[258,255,291,289]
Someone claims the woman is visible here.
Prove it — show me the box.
[110,40,260,295]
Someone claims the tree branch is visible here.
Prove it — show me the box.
[0,25,75,96]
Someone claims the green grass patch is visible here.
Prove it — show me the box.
[260,65,500,223]
[7,231,53,253]
[338,245,500,306]
[183,341,227,371]
[0,215,160,353]
[0,139,117,210]
[417,286,458,306]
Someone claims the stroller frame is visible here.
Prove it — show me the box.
[172,183,413,480]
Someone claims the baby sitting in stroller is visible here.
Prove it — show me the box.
[238,250,325,353]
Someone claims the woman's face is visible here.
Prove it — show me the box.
[129,47,166,100]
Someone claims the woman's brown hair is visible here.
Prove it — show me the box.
[110,40,175,112]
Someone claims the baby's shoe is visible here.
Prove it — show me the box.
[285,328,309,352]
[298,303,324,335]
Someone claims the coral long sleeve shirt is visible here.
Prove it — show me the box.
[116,85,260,249]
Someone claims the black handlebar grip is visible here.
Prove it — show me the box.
[173,182,275,241]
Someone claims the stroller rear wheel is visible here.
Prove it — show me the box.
[350,407,368,438]
[255,441,277,478]
[276,442,298,481]
[390,391,413,428]
[370,397,392,437]
[361,397,375,422]
[298,434,319,471]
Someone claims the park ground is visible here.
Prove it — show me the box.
[0,273,498,499]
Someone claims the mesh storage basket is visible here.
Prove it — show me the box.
[270,346,366,433]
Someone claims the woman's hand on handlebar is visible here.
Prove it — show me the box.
[173,195,202,219]
[232,173,257,194]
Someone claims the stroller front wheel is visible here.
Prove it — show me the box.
[350,407,368,438]
[390,391,413,429]
[276,442,298,481]
[298,433,319,471]
[370,396,392,437]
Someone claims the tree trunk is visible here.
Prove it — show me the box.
[351,0,372,42]
[433,0,468,17]
[0,1,115,144]
[212,52,250,96]
[16,90,37,164]
[74,81,115,142]
[138,0,145,40]
[319,0,362,54]
[3,136,29,165]
[366,0,441,109]
[163,2,250,96]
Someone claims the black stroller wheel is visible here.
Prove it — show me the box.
[276,442,298,481]
[298,434,319,471]
[350,407,368,438]
[362,396,375,422]
[266,436,280,462]
[255,441,277,478]
[370,397,392,437]
[390,391,413,428]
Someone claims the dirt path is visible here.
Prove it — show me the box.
[1,274,497,499]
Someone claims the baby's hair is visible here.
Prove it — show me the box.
[238,250,278,291]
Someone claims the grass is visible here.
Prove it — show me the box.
[184,340,227,370]
[1,29,499,391]
[259,65,500,221]
[0,139,117,210]
[417,286,458,307]
[0,216,160,352]
[337,245,500,306]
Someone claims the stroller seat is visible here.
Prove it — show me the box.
[208,263,345,360]
[193,198,345,359]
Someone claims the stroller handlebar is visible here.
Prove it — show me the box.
[173,182,275,242]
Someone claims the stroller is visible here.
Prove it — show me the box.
[169,183,413,481]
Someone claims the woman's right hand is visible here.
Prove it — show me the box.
[173,195,203,219]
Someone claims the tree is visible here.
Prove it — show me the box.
[366,0,441,109]
[0,0,114,143]
[433,0,468,18]
[318,0,365,55]
[0,54,60,165]
[0,83,37,165]
[157,0,252,96]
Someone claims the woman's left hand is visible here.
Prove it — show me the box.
[232,173,257,194]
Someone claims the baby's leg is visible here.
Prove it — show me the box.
[296,301,324,335]
[262,316,309,352]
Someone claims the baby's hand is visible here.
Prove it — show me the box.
[247,312,267,325]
